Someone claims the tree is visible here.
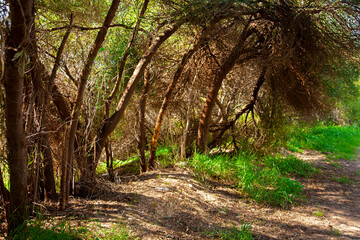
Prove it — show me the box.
[3,0,33,234]
[147,17,219,169]
[81,20,185,190]
[197,20,255,152]
[60,0,122,209]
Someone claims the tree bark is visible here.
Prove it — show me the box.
[147,20,217,170]
[181,60,204,159]
[60,0,121,209]
[196,23,254,152]
[105,140,114,181]
[4,0,33,233]
[84,20,184,185]
[138,66,151,173]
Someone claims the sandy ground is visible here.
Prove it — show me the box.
[1,150,359,239]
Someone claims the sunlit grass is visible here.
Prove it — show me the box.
[212,224,253,240]
[189,152,315,207]
[287,124,360,160]
[13,217,137,240]
[96,157,138,175]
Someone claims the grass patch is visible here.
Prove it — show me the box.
[96,157,138,175]
[86,222,138,240]
[287,124,360,160]
[13,218,84,240]
[332,176,352,184]
[12,218,137,240]
[208,223,253,240]
[156,145,179,168]
[218,224,253,240]
[189,152,315,207]
[312,208,324,217]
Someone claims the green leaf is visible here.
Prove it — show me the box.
[12,51,24,61]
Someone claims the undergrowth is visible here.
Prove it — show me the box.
[211,224,253,240]
[96,157,138,175]
[287,124,360,160]
[189,152,315,207]
[12,217,137,240]
[12,218,84,240]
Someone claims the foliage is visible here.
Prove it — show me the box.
[321,60,360,124]
[287,123,360,160]
[189,152,315,207]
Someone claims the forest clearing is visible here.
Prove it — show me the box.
[0,0,360,239]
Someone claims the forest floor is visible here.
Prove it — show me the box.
[1,150,360,239]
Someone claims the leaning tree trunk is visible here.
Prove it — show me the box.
[60,0,121,209]
[147,19,217,170]
[4,0,33,234]
[197,23,254,152]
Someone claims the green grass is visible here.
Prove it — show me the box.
[332,176,353,184]
[287,124,360,160]
[189,152,315,207]
[217,224,253,240]
[12,218,84,240]
[312,208,324,217]
[12,218,137,240]
[156,145,179,168]
[86,222,138,240]
[206,223,253,240]
[96,157,138,175]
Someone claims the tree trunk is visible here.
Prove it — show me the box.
[4,0,33,233]
[196,23,254,152]
[181,60,204,159]
[103,0,150,175]
[147,20,217,169]
[105,140,114,181]
[138,66,151,173]
[60,0,121,209]
[84,20,184,187]
[41,135,57,200]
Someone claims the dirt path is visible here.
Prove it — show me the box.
[1,150,359,239]
[43,150,359,240]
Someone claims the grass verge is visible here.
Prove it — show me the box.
[189,152,316,207]
[12,218,137,240]
[287,124,360,160]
